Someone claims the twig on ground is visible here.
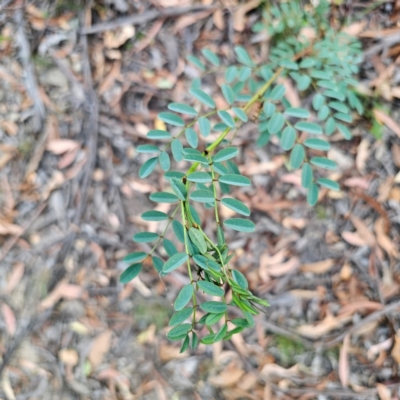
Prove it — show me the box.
[73,8,99,224]
[270,384,377,399]
[80,5,216,35]
[14,8,46,132]
[325,300,400,348]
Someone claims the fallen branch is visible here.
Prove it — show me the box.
[80,5,216,35]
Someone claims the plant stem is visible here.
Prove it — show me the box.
[180,200,197,324]
[147,205,179,258]
[186,66,284,176]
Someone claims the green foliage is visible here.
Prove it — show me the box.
[121,0,363,347]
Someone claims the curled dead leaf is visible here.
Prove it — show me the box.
[46,139,80,155]
[208,367,244,388]
[301,259,334,274]
[104,26,135,49]
[59,348,79,367]
[233,0,261,32]
[88,330,113,369]
[297,314,351,339]
[375,217,398,258]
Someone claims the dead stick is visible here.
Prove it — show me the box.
[80,5,216,35]
[325,300,400,348]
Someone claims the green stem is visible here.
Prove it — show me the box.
[164,110,218,152]
[180,201,197,324]
[208,157,220,226]
[147,205,179,257]
[186,66,285,176]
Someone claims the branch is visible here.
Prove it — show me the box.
[80,5,216,35]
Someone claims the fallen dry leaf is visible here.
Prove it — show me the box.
[46,139,80,155]
[159,344,188,363]
[341,231,366,247]
[213,9,225,30]
[356,139,370,174]
[339,334,350,387]
[0,222,23,236]
[350,216,376,247]
[297,314,351,339]
[376,383,392,400]
[5,262,25,294]
[341,21,366,36]
[260,363,300,380]
[0,120,18,136]
[88,330,113,369]
[373,109,400,138]
[104,26,135,49]
[260,257,299,279]
[40,279,84,309]
[208,367,244,388]
[173,10,214,34]
[59,348,79,367]
[1,303,16,336]
[338,301,383,318]
[301,259,334,274]
[375,217,398,258]
[367,337,393,360]
[233,0,261,32]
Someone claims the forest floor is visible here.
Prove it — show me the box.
[1,1,400,399]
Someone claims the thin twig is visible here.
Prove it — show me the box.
[325,300,400,348]
[14,7,46,132]
[80,5,216,35]
[270,384,377,399]
[73,8,99,224]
